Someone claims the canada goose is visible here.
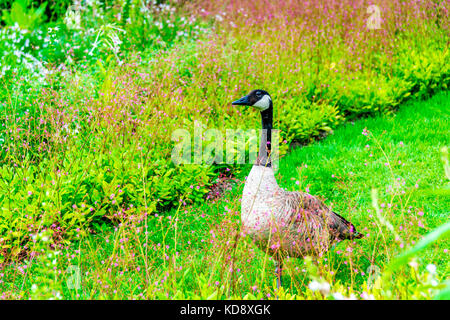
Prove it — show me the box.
[232,89,363,289]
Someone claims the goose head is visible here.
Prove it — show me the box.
[232,89,274,163]
[231,89,272,111]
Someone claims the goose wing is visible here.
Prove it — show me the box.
[277,190,363,241]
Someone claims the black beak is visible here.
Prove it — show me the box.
[232,94,251,106]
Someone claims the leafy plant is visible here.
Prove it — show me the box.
[1,0,47,30]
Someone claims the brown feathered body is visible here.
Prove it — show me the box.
[241,166,362,259]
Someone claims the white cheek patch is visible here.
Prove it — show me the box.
[253,95,271,111]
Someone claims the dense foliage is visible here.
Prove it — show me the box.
[0,0,448,300]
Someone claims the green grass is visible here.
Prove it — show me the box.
[2,91,448,300]
[1,0,449,301]
[277,90,450,223]
[2,1,449,262]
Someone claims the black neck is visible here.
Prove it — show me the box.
[258,102,273,166]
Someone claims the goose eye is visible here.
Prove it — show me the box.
[256,91,262,97]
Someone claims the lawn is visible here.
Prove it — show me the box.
[2,90,448,300]
[0,0,449,301]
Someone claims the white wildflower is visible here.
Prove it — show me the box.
[426,264,436,274]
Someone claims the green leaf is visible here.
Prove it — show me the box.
[435,282,450,300]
